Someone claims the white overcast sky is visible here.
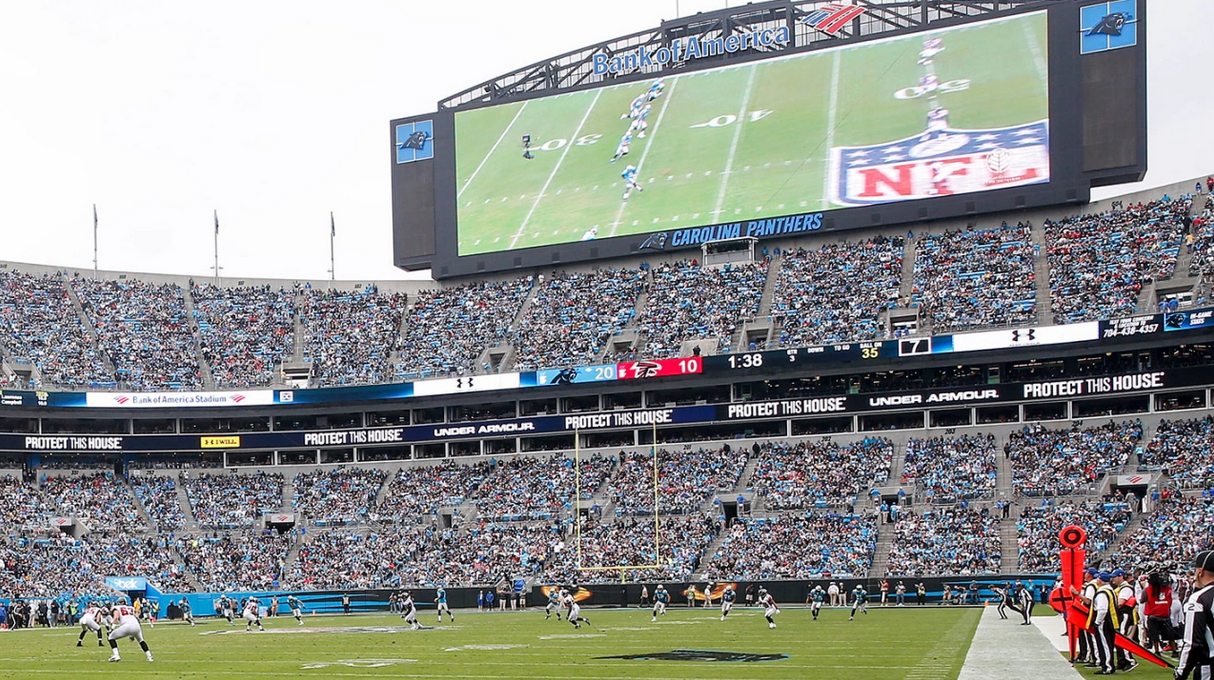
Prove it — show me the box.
[0,0,1207,283]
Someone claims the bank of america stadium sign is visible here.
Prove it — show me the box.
[594,26,792,76]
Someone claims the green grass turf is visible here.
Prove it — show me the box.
[0,606,982,679]
[452,11,1048,256]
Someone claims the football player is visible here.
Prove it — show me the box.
[564,590,591,629]
[622,164,644,200]
[758,587,780,629]
[77,601,109,647]
[401,591,421,630]
[287,595,306,625]
[652,584,669,622]
[610,133,633,164]
[544,589,563,620]
[436,586,454,623]
[720,585,736,621]
[106,598,152,663]
[242,597,265,632]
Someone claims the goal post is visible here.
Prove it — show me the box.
[573,423,663,582]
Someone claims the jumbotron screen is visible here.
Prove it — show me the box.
[452,10,1049,257]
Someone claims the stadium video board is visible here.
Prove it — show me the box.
[392,1,1146,278]
[452,11,1049,257]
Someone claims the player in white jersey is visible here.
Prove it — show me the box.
[652,584,669,621]
[435,586,454,622]
[580,226,599,241]
[400,592,420,630]
[921,107,950,142]
[544,590,563,620]
[242,597,265,632]
[563,592,591,629]
[621,164,644,200]
[918,37,944,64]
[622,93,648,120]
[610,133,633,164]
[627,106,651,138]
[758,588,780,629]
[107,600,152,663]
[77,603,109,647]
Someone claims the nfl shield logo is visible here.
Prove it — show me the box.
[830,120,1050,207]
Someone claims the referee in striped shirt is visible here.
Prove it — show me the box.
[1176,550,1214,680]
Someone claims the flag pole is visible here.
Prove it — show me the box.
[92,204,99,280]
[329,212,336,282]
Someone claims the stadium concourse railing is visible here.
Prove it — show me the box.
[1,303,1211,410]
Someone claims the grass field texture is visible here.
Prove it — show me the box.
[453,11,1048,256]
[0,607,983,680]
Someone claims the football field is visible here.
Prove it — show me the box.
[453,11,1049,256]
[0,607,987,680]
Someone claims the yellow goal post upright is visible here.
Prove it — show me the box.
[573,423,663,584]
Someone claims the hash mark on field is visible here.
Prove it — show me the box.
[459,100,528,198]
[712,64,757,218]
[510,89,602,249]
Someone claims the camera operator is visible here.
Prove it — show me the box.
[1145,570,1178,658]
[1176,551,1214,680]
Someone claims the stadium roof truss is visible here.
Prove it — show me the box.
[438,0,1057,110]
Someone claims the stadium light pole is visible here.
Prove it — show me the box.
[92,204,99,280]
[211,210,222,285]
[328,212,336,282]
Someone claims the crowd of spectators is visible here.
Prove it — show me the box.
[770,237,903,347]
[293,468,388,525]
[1186,195,1213,277]
[1045,196,1190,324]
[1109,493,1214,573]
[1008,420,1143,497]
[704,513,876,580]
[0,475,56,532]
[885,507,1002,576]
[74,278,201,390]
[192,282,295,388]
[607,446,747,515]
[546,514,716,583]
[902,434,997,502]
[40,473,146,535]
[0,536,111,600]
[89,535,193,592]
[0,271,113,388]
[129,474,184,531]
[912,222,1037,331]
[300,285,406,387]
[1141,417,1214,489]
[177,530,294,592]
[285,527,436,590]
[182,471,284,529]
[511,269,645,371]
[748,439,893,510]
[1016,500,1132,572]
[634,260,767,358]
[473,454,615,522]
[397,279,533,378]
[375,462,487,522]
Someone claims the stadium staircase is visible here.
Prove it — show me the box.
[1101,511,1147,561]
[174,475,199,532]
[898,236,917,300]
[1028,221,1053,324]
[124,477,159,532]
[868,522,894,578]
[168,543,205,593]
[282,475,296,516]
[998,517,1019,574]
[594,276,649,363]
[732,252,782,351]
[182,288,217,390]
[64,277,120,382]
[499,277,541,371]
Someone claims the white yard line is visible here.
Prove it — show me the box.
[607,76,679,238]
[508,90,602,249]
[711,65,758,219]
[820,49,842,211]
[458,101,528,199]
[1022,19,1049,99]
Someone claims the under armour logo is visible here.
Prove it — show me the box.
[1012,329,1036,342]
